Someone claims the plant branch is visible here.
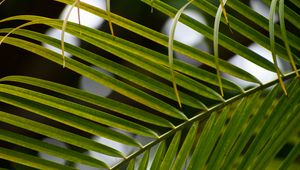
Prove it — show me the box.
[111,70,299,169]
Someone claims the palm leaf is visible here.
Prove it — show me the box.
[0,0,299,169]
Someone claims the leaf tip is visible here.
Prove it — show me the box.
[106,0,115,37]
[168,0,194,110]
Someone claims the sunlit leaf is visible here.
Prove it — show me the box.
[0,147,77,170]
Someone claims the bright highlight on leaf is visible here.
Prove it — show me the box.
[168,0,194,108]
[214,0,229,96]
[0,0,5,5]
[0,19,48,46]
[269,0,288,95]
[61,0,81,68]
[106,0,114,36]
[278,0,299,77]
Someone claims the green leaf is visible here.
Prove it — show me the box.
[171,121,199,170]
[0,129,109,168]
[0,28,209,108]
[159,131,182,170]
[142,0,276,74]
[1,1,300,169]
[290,0,300,9]
[187,109,228,170]
[278,0,299,76]
[0,84,158,138]
[251,83,300,169]
[254,104,300,169]
[279,140,300,170]
[52,0,261,83]
[0,147,76,170]
[263,0,300,30]
[0,36,187,120]
[0,16,242,94]
[60,0,80,67]
[193,0,300,63]
[269,0,287,95]
[0,111,124,158]
[168,0,194,108]
[213,0,231,97]
[226,0,300,52]
[0,92,141,147]
[207,95,255,169]
[138,150,150,170]
[22,21,224,102]
[150,141,166,170]
[221,85,280,170]
[0,75,174,129]
[106,0,114,36]
[238,79,300,169]
[127,159,135,170]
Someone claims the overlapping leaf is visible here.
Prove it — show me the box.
[112,78,300,169]
[0,0,299,169]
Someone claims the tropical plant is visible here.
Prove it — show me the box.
[0,0,299,169]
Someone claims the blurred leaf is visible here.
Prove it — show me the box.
[138,150,150,170]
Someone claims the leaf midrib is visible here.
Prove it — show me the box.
[110,70,299,169]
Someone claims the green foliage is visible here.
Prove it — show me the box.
[0,0,299,169]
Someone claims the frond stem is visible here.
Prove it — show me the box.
[110,70,299,169]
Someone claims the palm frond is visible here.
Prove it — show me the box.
[0,0,299,169]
